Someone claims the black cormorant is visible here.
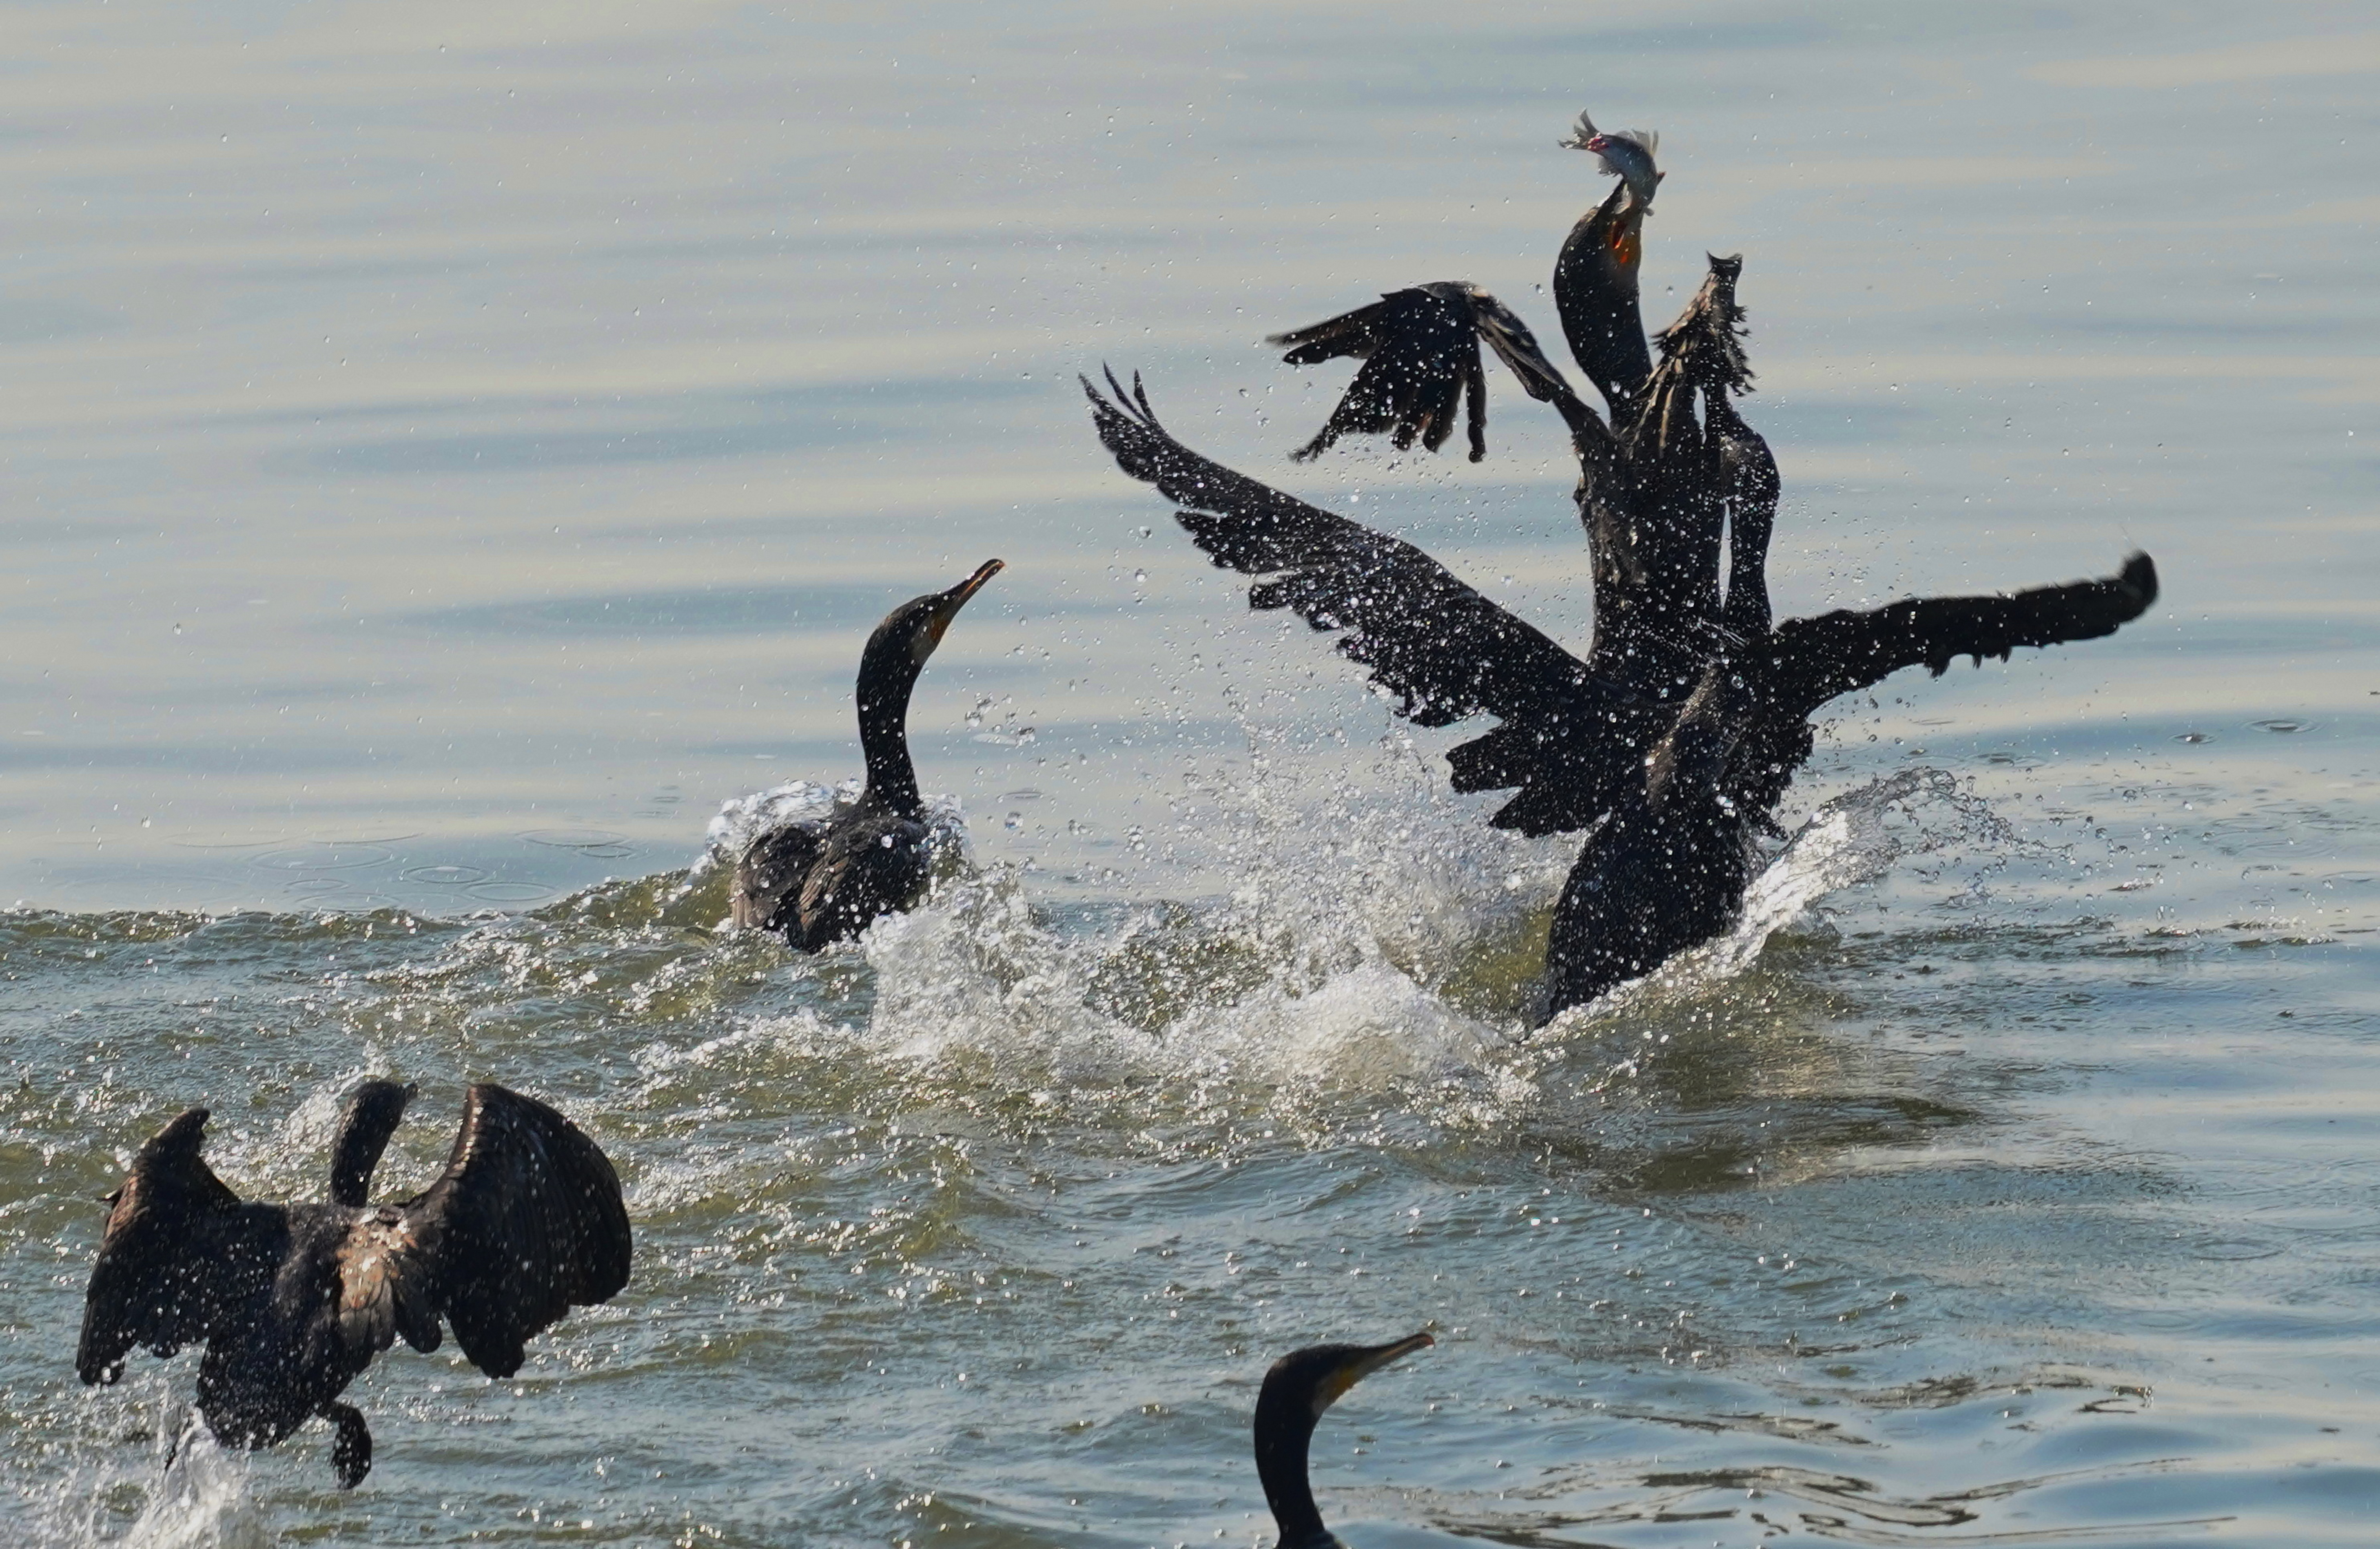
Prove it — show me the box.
[1084,109,2160,1020]
[730,558,1003,948]
[78,1080,631,1487]
[1268,283,1567,463]
[1254,1332,1434,1549]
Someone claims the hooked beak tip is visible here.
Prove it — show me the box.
[927,559,1004,645]
[951,558,1004,606]
[1354,1329,1436,1378]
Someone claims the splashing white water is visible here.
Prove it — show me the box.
[1574,766,2025,1023]
[1715,766,2013,972]
[118,1429,265,1549]
[670,761,2029,1120]
[31,1397,264,1549]
[697,781,969,870]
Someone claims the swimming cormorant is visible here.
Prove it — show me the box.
[1254,1332,1434,1549]
[78,1080,631,1487]
[1085,110,2160,1019]
[730,558,1003,948]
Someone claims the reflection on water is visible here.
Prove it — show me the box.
[2,0,2377,1545]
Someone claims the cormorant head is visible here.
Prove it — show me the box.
[859,558,1005,688]
[1253,1331,1433,1547]
[329,1079,419,1208]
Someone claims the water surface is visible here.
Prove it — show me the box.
[3,2,2377,1545]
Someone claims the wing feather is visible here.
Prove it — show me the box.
[731,820,827,931]
[1766,553,2159,720]
[1272,284,1483,461]
[78,1108,240,1384]
[1085,369,1614,730]
[396,1085,631,1379]
[1270,283,1594,462]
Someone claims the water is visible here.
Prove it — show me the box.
[4,1,2378,1544]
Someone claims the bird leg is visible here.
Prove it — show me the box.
[323,1401,372,1488]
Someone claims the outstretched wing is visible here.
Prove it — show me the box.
[1271,284,1489,462]
[1085,369,1615,731]
[1466,290,1582,414]
[79,1107,241,1385]
[386,1084,632,1378]
[1270,283,1592,463]
[1767,553,2159,721]
[1649,254,1754,398]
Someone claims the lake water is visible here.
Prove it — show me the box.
[4,2,2377,1544]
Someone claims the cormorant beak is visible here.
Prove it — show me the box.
[1312,1330,1434,1417]
[925,558,1004,648]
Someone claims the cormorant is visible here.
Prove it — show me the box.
[1268,282,1565,463]
[1254,1332,1434,1549]
[1085,109,2161,1020]
[730,558,1003,948]
[78,1080,632,1487]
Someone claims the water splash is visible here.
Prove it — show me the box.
[30,1396,264,1549]
[694,779,970,890]
[1557,767,2025,1025]
[117,1429,265,1549]
[665,761,2042,1137]
[1714,766,2019,973]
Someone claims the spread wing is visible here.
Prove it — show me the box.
[1649,254,1754,400]
[79,1107,241,1385]
[1270,283,1594,462]
[1467,290,1585,415]
[731,819,827,932]
[1085,369,1616,732]
[1766,553,2159,721]
[370,1084,632,1379]
[1271,283,1489,462]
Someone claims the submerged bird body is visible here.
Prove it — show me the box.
[79,1082,631,1487]
[731,559,1003,948]
[1086,111,2162,1020]
[1253,1333,1433,1549]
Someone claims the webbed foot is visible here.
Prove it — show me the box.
[324,1401,372,1488]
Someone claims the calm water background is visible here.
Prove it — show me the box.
[4,1,2378,1544]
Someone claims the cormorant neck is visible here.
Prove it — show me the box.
[328,1081,415,1208]
[1253,1398,1333,1549]
[855,653,925,818]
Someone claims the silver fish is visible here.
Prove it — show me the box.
[1560,108,1661,212]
